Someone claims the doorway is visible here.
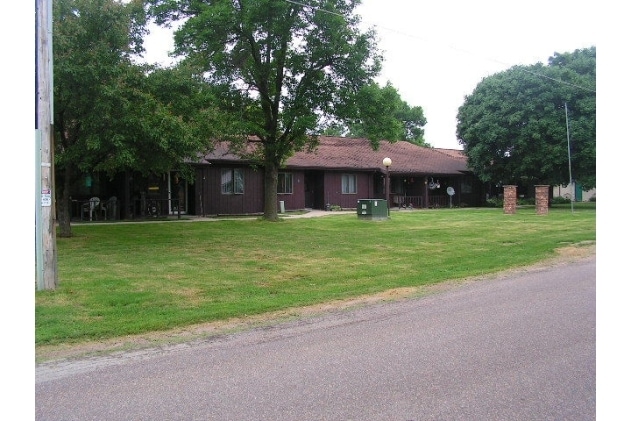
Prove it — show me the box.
[169,171,188,214]
[304,171,324,209]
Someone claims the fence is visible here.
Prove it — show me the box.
[390,195,449,209]
[71,198,181,221]
[132,198,181,219]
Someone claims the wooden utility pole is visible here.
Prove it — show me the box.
[565,102,575,214]
[36,0,58,290]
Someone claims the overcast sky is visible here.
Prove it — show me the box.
[142,0,598,150]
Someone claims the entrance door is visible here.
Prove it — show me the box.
[575,182,583,202]
[169,172,187,214]
[304,171,324,209]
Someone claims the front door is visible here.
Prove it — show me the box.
[575,182,583,202]
[169,171,187,214]
[304,171,324,209]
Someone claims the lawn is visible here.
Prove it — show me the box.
[36,204,596,348]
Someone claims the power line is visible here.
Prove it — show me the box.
[284,0,345,18]
[521,68,595,93]
[284,0,595,94]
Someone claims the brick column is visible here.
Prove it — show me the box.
[535,185,549,215]
[503,185,517,214]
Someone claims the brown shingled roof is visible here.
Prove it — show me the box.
[287,136,469,175]
[199,141,253,163]
[202,136,470,176]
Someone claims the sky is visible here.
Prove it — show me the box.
[142,0,597,150]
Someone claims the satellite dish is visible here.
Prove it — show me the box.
[446,187,455,196]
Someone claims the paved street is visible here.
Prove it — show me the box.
[36,255,595,420]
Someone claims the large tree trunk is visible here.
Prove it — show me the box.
[263,163,279,221]
[57,167,73,237]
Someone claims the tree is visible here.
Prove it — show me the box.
[53,0,223,236]
[456,47,596,191]
[343,81,429,147]
[149,0,382,220]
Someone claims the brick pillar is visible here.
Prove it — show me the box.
[535,185,549,215]
[503,185,517,214]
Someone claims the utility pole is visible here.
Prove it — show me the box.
[36,0,58,290]
[565,102,574,214]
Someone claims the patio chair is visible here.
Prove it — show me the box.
[101,196,117,220]
[82,197,100,221]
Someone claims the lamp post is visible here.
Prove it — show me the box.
[383,157,392,216]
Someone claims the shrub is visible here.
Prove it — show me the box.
[485,197,503,208]
[552,196,571,204]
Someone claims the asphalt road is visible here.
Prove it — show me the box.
[36,255,595,421]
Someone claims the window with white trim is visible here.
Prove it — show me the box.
[221,168,244,194]
[341,174,357,194]
[277,173,293,194]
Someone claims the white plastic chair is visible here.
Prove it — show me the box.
[82,197,100,221]
[101,196,117,220]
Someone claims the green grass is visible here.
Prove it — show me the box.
[36,205,596,346]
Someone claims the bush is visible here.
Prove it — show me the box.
[552,196,571,204]
[485,198,503,208]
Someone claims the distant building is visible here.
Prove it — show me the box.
[554,183,595,202]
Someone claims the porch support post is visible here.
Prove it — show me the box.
[424,177,429,208]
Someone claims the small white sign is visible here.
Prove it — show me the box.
[41,189,52,207]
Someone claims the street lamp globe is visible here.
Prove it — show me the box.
[383,157,392,168]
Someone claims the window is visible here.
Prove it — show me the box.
[221,168,244,194]
[342,174,357,194]
[460,177,472,194]
[277,173,293,194]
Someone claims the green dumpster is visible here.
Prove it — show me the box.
[357,199,389,220]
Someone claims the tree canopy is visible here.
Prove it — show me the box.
[330,81,429,147]
[456,47,596,191]
[149,0,382,220]
[53,0,223,235]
